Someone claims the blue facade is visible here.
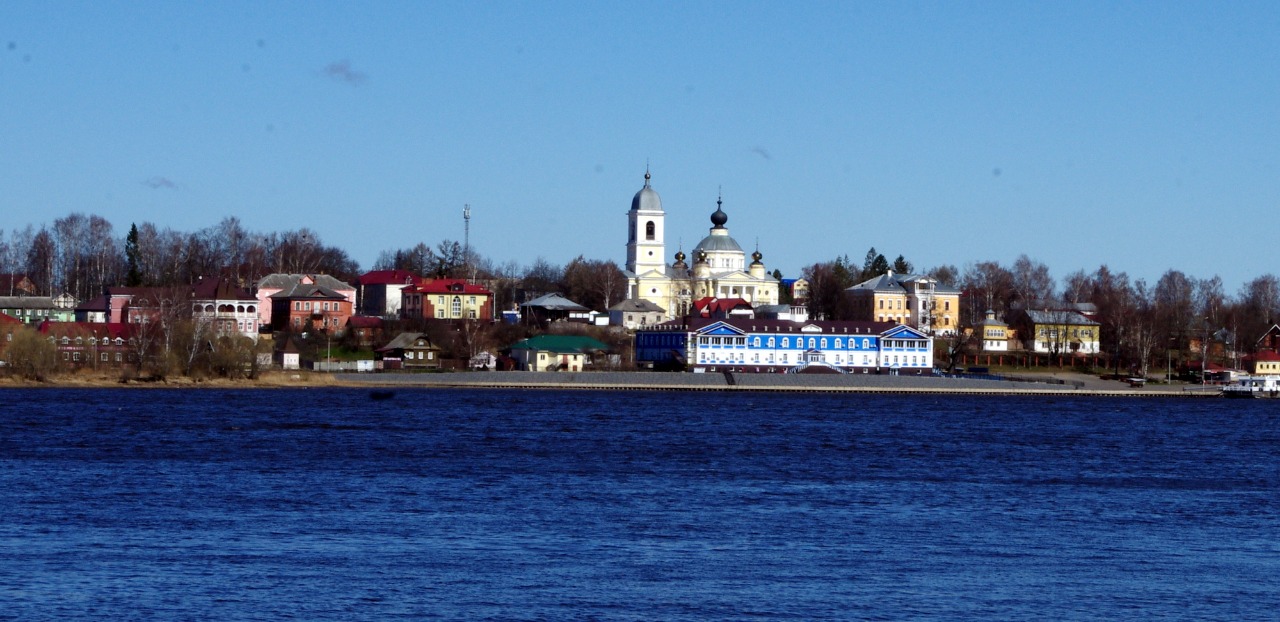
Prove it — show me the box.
[635,319,933,373]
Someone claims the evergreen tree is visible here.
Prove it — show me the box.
[125,223,142,286]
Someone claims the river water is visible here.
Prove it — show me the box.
[2,388,1277,620]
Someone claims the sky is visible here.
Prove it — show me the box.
[2,1,1277,293]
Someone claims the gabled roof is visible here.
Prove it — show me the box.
[357,270,418,286]
[0,312,21,325]
[509,334,609,353]
[1245,350,1280,363]
[882,324,930,340]
[270,283,349,300]
[609,298,666,313]
[691,297,752,317]
[695,321,747,336]
[376,332,439,353]
[521,293,589,311]
[257,274,354,291]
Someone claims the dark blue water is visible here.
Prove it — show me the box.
[2,388,1278,620]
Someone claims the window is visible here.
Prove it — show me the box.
[451,297,462,316]
[645,221,655,240]
[101,352,108,362]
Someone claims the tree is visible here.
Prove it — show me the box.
[125,223,142,286]
[5,326,59,381]
[25,227,57,296]
[960,261,1014,324]
[1011,254,1054,306]
[803,257,856,321]
[925,264,960,288]
[891,255,913,275]
[1153,270,1195,348]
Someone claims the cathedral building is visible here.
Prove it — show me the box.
[623,172,779,320]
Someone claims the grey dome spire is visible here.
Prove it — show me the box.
[630,169,663,212]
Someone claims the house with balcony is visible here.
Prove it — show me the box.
[191,277,261,340]
[846,270,960,335]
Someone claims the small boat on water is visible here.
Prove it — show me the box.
[1222,375,1280,399]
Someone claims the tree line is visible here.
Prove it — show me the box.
[803,248,1280,375]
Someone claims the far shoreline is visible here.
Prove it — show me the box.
[0,369,1221,398]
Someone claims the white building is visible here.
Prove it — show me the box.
[623,172,779,320]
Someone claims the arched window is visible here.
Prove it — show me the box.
[645,221,655,240]
[451,296,462,317]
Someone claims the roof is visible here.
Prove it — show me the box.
[191,277,256,301]
[270,283,349,300]
[521,293,589,311]
[376,332,439,353]
[37,321,134,339]
[1022,309,1100,326]
[691,297,752,317]
[75,295,110,312]
[630,173,663,212]
[0,296,61,309]
[257,274,354,291]
[609,298,666,313]
[639,317,897,336]
[0,312,20,324]
[1245,350,1280,362]
[357,270,418,286]
[405,278,493,295]
[848,271,962,295]
[693,231,743,254]
[509,334,609,354]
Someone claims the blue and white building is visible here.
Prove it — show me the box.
[635,318,934,373]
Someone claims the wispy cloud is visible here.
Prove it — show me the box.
[750,146,772,160]
[324,60,367,86]
[143,176,177,189]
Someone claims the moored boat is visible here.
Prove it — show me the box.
[1222,375,1280,399]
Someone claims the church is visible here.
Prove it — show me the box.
[623,171,780,320]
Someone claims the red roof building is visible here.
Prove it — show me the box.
[37,321,137,368]
[355,270,418,317]
[401,278,494,321]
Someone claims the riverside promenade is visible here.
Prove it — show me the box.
[337,370,1218,397]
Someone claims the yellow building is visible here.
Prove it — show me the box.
[973,309,1010,351]
[846,271,960,335]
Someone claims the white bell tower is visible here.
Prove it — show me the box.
[626,170,666,275]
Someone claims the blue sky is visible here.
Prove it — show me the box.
[3,1,1276,291]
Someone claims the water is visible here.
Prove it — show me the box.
[2,388,1278,620]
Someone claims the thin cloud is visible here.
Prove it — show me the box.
[143,177,177,189]
[324,60,367,85]
[750,146,772,160]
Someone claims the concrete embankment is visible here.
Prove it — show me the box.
[336,370,1218,397]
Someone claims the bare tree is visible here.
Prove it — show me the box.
[1011,254,1055,306]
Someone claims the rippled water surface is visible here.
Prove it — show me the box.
[2,388,1278,620]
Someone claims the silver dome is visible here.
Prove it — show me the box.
[630,173,663,212]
